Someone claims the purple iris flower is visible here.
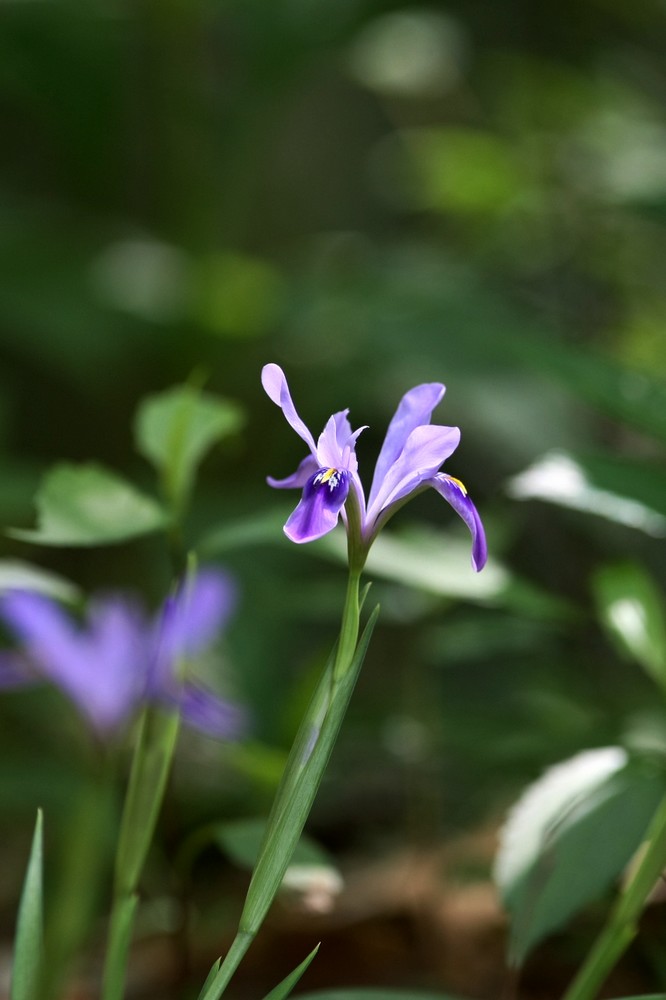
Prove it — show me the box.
[262,364,487,571]
[0,569,245,740]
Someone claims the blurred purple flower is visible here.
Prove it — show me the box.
[0,569,245,739]
[262,363,487,571]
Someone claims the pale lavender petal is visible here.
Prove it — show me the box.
[262,364,317,454]
[366,424,461,524]
[284,468,350,543]
[79,597,148,731]
[430,474,488,571]
[0,590,80,660]
[267,454,319,490]
[316,410,364,474]
[152,569,237,688]
[0,590,145,733]
[176,682,247,740]
[368,383,445,510]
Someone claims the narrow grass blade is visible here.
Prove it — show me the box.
[261,943,320,1000]
[101,895,138,1000]
[11,810,44,1000]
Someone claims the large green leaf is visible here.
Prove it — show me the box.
[494,747,666,965]
[8,464,167,546]
[593,563,666,693]
[134,384,244,512]
[11,810,44,1000]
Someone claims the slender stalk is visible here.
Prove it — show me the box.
[198,571,378,1000]
[101,708,180,1000]
[562,793,666,1000]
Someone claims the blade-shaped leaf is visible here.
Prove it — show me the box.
[134,383,244,511]
[11,810,44,1000]
[508,451,666,537]
[494,747,666,965]
[261,944,320,1000]
[593,563,666,692]
[8,464,167,546]
[198,606,380,1000]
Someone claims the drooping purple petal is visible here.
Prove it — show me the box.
[262,364,317,454]
[267,454,319,490]
[366,424,461,524]
[368,383,445,510]
[430,474,488,571]
[284,468,350,543]
[176,682,247,740]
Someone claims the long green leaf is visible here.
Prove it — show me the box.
[261,944,320,1000]
[11,810,44,1000]
[100,895,139,1000]
[240,605,379,936]
[198,606,379,1000]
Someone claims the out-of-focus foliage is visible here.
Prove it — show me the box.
[1,0,666,995]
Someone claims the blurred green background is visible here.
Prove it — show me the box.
[1,0,666,997]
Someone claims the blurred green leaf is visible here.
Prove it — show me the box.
[494,747,666,965]
[11,809,43,1000]
[0,561,79,601]
[134,383,244,512]
[405,127,523,214]
[193,251,284,338]
[593,563,666,692]
[213,817,333,872]
[515,339,666,444]
[8,464,167,546]
[261,943,320,1000]
[509,451,666,536]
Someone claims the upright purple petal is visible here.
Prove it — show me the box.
[154,569,237,685]
[430,474,488,571]
[284,468,350,543]
[368,383,445,510]
[262,364,317,454]
[366,424,461,525]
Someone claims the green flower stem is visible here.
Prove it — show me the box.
[41,773,116,1000]
[198,571,379,1000]
[101,707,180,1000]
[562,793,666,1000]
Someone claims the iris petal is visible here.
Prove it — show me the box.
[367,424,461,523]
[284,468,350,543]
[262,364,317,454]
[176,682,247,739]
[430,474,488,571]
[368,383,445,510]
[267,454,319,489]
